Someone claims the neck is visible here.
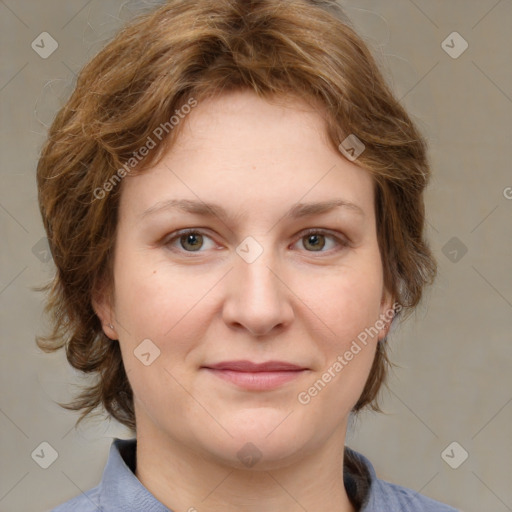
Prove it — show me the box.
[134,420,356,512]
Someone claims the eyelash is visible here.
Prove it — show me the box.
[163,228,349,256]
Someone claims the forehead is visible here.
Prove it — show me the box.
[174,90,330,153]
[120,89,375,223]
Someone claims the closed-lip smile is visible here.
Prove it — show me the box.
[201,360,309,390]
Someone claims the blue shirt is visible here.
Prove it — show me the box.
[52,438,459,511]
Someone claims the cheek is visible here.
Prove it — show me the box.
[298,261,385,400]
[294,287,383,417]
[112,258,210,417]
[307,263,385,343]
[113,248,208,337]
[111,250,223,388]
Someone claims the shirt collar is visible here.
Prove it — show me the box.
[100,438,170,511]
[99,438,379,511]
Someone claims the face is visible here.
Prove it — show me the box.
[95,89,393,470]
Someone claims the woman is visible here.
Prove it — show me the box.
[36,0,457,510]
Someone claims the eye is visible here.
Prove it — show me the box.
[165,229,217,253]
[163,228,348,255]
[293,228,348,253]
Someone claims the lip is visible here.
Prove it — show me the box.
[201,360,309,391]
[204,360,307,372]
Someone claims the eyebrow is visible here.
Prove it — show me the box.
[140,198,365,221]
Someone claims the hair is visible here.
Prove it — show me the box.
[35,0,436,432]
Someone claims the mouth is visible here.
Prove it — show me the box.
[201,360,309,391]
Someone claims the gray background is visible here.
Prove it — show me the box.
[1,1,511,511]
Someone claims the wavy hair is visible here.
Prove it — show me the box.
[36,0,436,431]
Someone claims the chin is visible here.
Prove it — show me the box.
[194,412,318,470]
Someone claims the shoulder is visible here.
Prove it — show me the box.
[50,485,101,512]
[49,437,131,511]
[369,478,459,511]
[344,446,459,511]
[50,438,165,512]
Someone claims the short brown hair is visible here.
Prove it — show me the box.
[36,0,436,431]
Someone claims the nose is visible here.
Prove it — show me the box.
[222,245,295,337]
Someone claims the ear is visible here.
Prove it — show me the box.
[377,287,395,342]
[91,279,117,340]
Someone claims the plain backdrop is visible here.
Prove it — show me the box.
[1,1,511,511]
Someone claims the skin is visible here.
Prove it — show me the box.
[94,89,394,512]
